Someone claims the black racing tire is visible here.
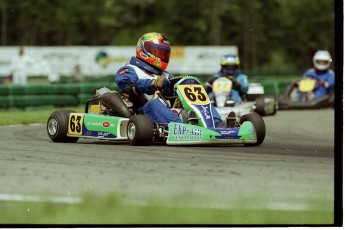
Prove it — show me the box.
[271,98,278,115]
[240,112,266,146]
[100,92,133,118]
[264,97,278,116]
[254,97,266,116]
[127,115,153,146]
[47,110,79,143]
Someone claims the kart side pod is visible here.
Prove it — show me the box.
[126,113,266,146]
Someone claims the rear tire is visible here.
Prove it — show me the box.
[100,92,133,118]
[240,112,265,146]
[47,110,79,143]
[127,115,153,146]
[271,98,278,115]
[254,97,266,116]
[265,97,278,116]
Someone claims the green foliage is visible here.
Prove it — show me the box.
[0,0,335,71]
[280,0,335,69]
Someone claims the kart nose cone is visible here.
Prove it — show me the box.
[217,95,227,107]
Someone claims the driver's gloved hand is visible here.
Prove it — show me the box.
[227,76,240,87]
[152,76,171,90]
[316,79,327,87]
[226,76,235,81]
[291,80,298,87]
[233,80,240,87]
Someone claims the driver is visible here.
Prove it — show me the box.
[292,50,335,101]
[115,32,225,128]
[205,54,249,105]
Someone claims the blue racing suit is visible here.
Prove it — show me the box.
[205,70,249,105]
[115,57,223,128]
[296,68,335,101]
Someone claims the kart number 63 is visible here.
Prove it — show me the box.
[68,114,84,135]
[178,85,210,105]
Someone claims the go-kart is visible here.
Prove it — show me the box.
[47,76,266,146]
[277,77,334,109]
[211,77,277,118]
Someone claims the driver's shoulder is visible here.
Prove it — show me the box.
[303,68,316,76]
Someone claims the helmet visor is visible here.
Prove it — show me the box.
[222,64,237,76]
[316,60,329,65]
[222,64,237,71]
[144,42,171,63]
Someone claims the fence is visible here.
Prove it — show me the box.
[0,82,115,109]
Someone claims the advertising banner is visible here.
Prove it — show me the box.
[0,46,237,79]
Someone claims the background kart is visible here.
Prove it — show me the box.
[277,77,334,110]
[47,76,266,146]
[211,77,277,119]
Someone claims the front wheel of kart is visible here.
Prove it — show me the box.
[127,115,153,146]
[47,110,79,143]
[254,97,266,116]
[270,98,278,115]
[240,112,266,146]
[264,97,278,116]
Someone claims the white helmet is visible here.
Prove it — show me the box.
[313,50,332,71]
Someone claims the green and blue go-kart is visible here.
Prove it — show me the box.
[47,76,266,146]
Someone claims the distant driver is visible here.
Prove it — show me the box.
[292,50,334,101]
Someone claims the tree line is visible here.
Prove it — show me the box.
[0,0,336,72]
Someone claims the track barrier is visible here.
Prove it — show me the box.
[0,78,293,109]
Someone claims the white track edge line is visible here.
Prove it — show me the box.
[0,193,82,204]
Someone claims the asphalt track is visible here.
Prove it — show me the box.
[0,109,335,211]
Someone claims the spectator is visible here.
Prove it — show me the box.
[10,46,34,85]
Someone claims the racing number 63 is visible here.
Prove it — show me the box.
[184,86,207,102]
[68,114,84,135]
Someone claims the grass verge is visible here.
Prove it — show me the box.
[0,192,333,225]
[0,106,84,126]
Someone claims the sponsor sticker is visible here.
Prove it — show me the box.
[98,132,111,137]
[102,122,110,128]
[172,123,202,140]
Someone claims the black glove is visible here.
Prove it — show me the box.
[317,79,324,87]
[227,76,240,87]
[207,76,217,85]
[169,75,187,85]
[318,79,330,88]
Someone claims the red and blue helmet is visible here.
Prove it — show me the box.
[136,32,171,71]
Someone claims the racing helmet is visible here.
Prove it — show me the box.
[312,50,332,71]
[136,32,171,71]
[220,54,240,76]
